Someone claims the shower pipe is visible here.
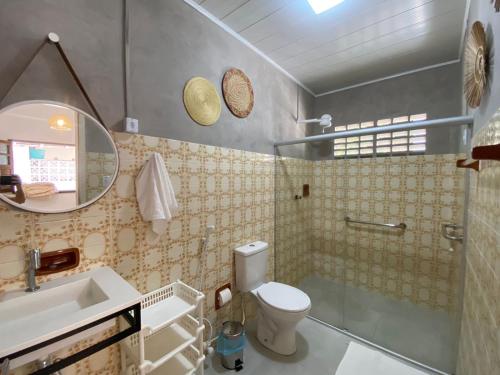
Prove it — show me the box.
[274,115,474,146]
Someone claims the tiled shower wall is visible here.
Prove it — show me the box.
[275,154,466,313]
[275,157,314,287]
[457,113,500,375]
[0,132,275,374]
[310,155,465,312]
[85,152,116,201]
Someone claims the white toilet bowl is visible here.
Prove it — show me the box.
[233,241,311,356]
[251,282,311,355]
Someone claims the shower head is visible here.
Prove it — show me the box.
[318,114,333,127]
[297,114,333,132]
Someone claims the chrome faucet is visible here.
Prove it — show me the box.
[36,356,62,375]
[26,248,41,292]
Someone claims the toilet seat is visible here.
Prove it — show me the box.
[256,282,311,313]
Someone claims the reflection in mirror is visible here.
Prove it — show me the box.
[0,101,118,213]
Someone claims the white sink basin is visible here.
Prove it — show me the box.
[0,267,141,359]
[0,278,108,329]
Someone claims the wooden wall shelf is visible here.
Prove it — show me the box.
[457,143,500,171]
[471,143,500,161]
[36,248,79,275]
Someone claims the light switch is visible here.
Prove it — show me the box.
[124,117,139,133]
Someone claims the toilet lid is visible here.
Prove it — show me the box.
[257,282,311,313]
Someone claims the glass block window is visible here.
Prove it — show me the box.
[333,114,427,158]
[12,141,76,191]
[29,159,76,190]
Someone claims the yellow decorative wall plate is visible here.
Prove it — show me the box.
[183,77,221,126]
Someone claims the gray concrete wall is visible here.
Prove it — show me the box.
[84,117,115,154]
[0,0,313,157]
[465,0,500,132]
[309,64,465,160]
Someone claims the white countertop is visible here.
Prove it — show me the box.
[0,266,141,358]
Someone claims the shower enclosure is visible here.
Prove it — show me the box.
[274,117,471,374]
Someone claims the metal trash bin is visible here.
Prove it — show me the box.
[216,321,246,371]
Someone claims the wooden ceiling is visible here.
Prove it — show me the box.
[193,0,468,95]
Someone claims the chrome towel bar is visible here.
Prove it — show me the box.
[344,216,407,230]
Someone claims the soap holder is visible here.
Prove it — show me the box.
[36,248,80,275]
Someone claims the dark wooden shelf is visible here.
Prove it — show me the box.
[471,143,500,161]
[457,143,500,171]
[36,247,79,275]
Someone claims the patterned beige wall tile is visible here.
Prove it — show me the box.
[276,154,465,313]
[0,132,276,374]
[275,157,314,287]
[309,155,464,312]
[457,110,500,375]
[3,126,474,374]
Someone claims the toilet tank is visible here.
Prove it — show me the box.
[234,241,269,292]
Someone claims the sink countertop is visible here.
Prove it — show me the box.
[0,266,141,358]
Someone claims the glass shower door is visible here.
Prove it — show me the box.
[302,158,347,328]
[274,148,346,329]
[274,140,466,374]
[341,154,465,374]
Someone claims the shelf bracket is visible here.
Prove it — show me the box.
[456,158,480,171]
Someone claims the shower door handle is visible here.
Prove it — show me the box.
[441,223,464,242]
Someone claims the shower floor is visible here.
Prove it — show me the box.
[299,276,456,374]
[205,317,432,375]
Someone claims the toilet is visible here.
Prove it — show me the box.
[234,241,311,355]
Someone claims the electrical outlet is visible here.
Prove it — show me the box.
[124,117,139,133]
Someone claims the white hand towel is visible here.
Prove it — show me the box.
[136,152,178,235]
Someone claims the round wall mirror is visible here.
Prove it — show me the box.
[0,100,118,213]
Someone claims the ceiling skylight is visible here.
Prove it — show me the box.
[306,0,344,14]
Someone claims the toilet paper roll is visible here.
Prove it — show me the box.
[218,288,232,307]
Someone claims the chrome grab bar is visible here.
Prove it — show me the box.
[441,223,464,242]
[344,216,407,230]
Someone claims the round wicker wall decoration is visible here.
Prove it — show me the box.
[183,77,221,126]
[464,21,489,108]
[222,68,254,118]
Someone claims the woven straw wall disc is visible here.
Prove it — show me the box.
[183,77,221,126]
[222,68,254,118]
[464,21,489,108]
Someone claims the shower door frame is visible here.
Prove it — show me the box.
[274,116,474,375]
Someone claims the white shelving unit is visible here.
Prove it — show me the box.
[120,281,205,375]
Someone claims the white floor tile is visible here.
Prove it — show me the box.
[299,276,457,373]
[205,318,435,375]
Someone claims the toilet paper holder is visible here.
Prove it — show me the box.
[215,283,232,310]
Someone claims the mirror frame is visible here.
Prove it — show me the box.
[0,100,119,214]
